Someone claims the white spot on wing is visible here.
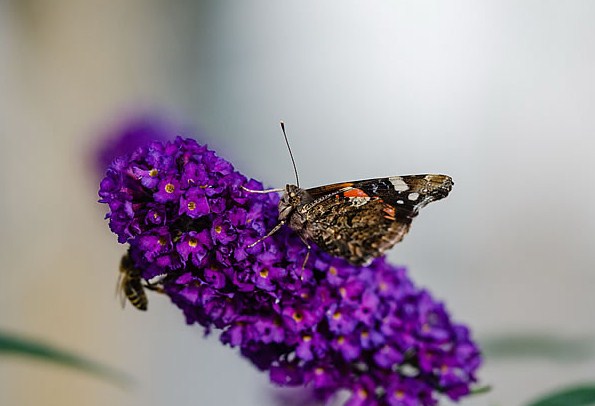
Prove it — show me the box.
[397,200,404,204]
[389,176,409,192]
[408,192,420,201]
[350,196,371,207]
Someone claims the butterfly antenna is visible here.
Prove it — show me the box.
[280,121,300,187]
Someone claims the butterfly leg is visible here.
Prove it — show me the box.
[248,221,285,248]
[298,236,311,273]
[242,186,284,194]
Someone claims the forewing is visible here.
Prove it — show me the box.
[301,175,452,264]
[307,175,453,216]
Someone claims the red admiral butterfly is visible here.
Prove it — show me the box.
[244,123,453,266]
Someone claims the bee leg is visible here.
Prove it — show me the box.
[247,221,285,248]
[144,283,165,294]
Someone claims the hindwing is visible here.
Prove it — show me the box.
[294,175,452,265]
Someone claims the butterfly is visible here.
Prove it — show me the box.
[243,123,453,266]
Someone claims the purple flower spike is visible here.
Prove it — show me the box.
[99,136,482,405]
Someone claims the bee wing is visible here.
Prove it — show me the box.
[116,270,127,309]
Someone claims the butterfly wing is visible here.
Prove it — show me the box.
[297,175,453,265]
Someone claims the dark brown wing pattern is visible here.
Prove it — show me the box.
[298,175,453,265]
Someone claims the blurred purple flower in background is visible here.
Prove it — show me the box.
[94,114,180,174]
[99,134,482,405]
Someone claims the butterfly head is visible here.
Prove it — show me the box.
[278,184,308,221]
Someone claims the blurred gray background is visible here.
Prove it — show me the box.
[1,1,595,405]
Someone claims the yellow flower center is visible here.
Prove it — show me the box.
[188,237,198,248]
[332,311,341,320]
[165,183,175,193]
[215,225,222,233]
[314,367,324,375]
[158,237,167,246]
[337,336,345,345]
[259,268,269,278]
[329,266,338,276]
[302,335,312,342]
[292,311,303,322]
[149,168,158,177]
[357,388,368,399]
[394,390,404,399]
[339,287,347,297]
[187,201,196,211]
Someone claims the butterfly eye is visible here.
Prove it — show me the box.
[290,192,296,198]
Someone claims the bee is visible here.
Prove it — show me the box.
[117,253,148,311]
[117,252,166,311]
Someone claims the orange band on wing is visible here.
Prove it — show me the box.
[343,188,369,198]
[383,205,396,217]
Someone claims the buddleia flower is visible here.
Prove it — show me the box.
[99,136,482,405]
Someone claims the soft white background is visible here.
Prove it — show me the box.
[1,1,594,405]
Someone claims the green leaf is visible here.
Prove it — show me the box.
[470,385,492,396]
[0,330,133,387]
[480,334,595,363]
[526,385,595,406]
